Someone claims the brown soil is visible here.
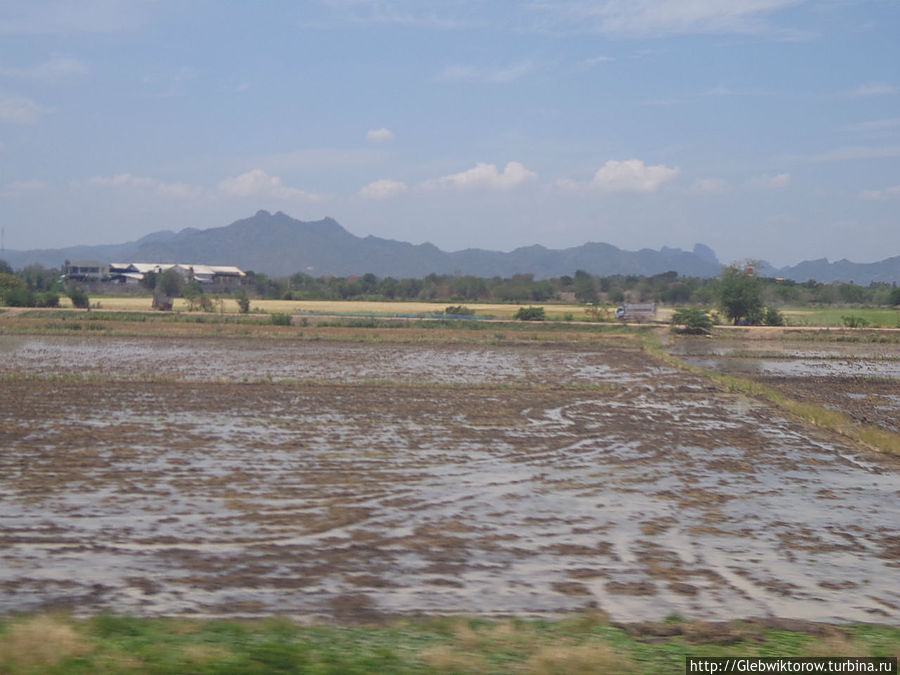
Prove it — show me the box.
[1,336,898,623]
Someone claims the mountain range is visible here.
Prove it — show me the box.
[3,210,898,284]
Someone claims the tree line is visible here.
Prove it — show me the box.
[244,268,900,309]
[1,259,899,314]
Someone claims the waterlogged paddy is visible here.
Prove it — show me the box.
[0,335,661,385]
[668,337,900,379]
[1,336,898,624]
[668,335,900,433]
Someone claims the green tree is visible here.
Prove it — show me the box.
[183,281,204,310]
[141,270,158,291]
[156,268,184,298]
[573,270,598,304]
[888,287,900,306]
[671,308,715,334]
[719,266,763,325]
[0,273,26,303]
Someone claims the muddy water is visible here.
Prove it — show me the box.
[669,335,900,433]
[1,338,898,623]
[0,335,662,385]
[668,336,900,379]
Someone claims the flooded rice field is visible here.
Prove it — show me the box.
[1,335,898,624]
[0,335,663,385]
[668,335,900,433]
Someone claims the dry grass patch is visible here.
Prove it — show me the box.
[801,634,872,657]
[180,642,236,664]
[524,642,636,674]
[0,614,92,669]
[420,644,489,673]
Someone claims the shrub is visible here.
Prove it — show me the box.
[763,307,785,326]
[671,307,714,334]
[236,292,250,314]
[3,287,35,307]
[66,286,91,309]
[842,315,869,328]
[37,291,60,308]
[444,305,471,316]
[270,313,292,326]
[513,306,546,321]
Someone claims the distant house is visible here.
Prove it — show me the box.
[64,261,109,281]
[104,262,247,288]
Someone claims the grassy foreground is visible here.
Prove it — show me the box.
[0,613,897,674]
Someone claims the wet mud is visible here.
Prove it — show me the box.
[669,335,900,433]
[1,337,898,623]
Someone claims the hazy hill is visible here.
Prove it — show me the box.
[3,210,898,283]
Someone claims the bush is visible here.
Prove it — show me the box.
[842,315,869,328]
[763,307,785,326]
[37,291,60,308]
[513,306,546,321]
[66,286,90,309]
[3,287,35,307]
[236,292,250,314]
[671,307,714,334]
[444,305,471,316]
[270,313,292,326]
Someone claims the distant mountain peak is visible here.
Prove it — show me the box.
[2,211,897,283]
[692,243,719,265]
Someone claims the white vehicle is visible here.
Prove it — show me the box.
[615,303,657,321]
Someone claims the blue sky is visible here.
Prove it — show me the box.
[1,0,898,268]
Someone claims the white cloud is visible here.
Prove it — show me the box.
[533,0,807,38]
[690,178,729,194]
[748,172,791,189]
[583,55,615,66]
[89,170,326,203]
[366,127,395,143]
[218,169,324,201]
[0,57,89,82]
[859,185,900,201]
[426,162,538,190]
[1,180,49,198]
[560,159,679,193]
[88,173,206,199]
[0,95,45,124]
[359,179,408,200]
[845,118,900,135]
[438,62,533,83]
[843,82,898,98]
